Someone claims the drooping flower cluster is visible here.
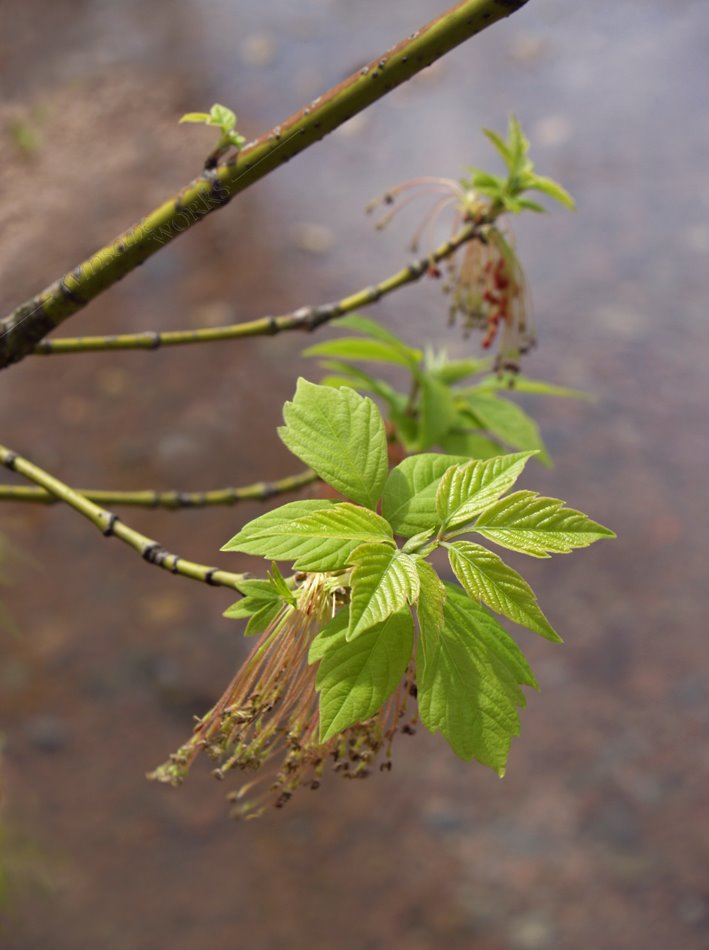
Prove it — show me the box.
[443,228,534,374]
[149,573,417,819]
[367,177,533,375]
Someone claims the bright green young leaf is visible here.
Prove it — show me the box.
[279,379,388,509]
[436,451,536,534]
[419,375,459,450]
[449,585,538,695]
[500,195,526,214]
[437,429,503,459]
[431,357,490,386]
[482,128,514,171]
[415,559,446,645]
[477,375,590,401]
[309,607,413,741]
[223,577,291,636]
[387,408,421,453]
[208,103,236,130]
[268,562,295,604]
[317,360,404,413]
[401,529,436,555]
[335,314,422,366]
[466,168,506,192]
[382,453,468,538]
[417,583,536,773]
[515,197,546,213]
[179,112,211,124]
[506,114,532,174]
[304,337,421,369]
[463,391,551,465]
[473,490,616,557]
[524,173,576,211]
[223,500,393,572]
[347,544,420,640]
[446,541,561,642]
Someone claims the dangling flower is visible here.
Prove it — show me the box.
[367,176,478,254]
[149,573,417,819]
[367,176,533,375]
[444,227,534,375]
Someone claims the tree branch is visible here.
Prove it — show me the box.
[32,223,479,355]
[0,468,316,507]
[0,445,249,591]
[0,0,529,369]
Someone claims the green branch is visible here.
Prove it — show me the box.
[0,468,316,507]
[32,223,479,355]
[0,0,529,369]
[0,444,249,591]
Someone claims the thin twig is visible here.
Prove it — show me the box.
[0,0,530,369]
[0,468,317,507]
[0,444,249,592]
[32,222,479,355]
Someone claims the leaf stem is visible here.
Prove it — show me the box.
[32,222,480,356]
[0,444,249,592]
[0,468,316,508]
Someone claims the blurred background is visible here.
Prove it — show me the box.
[0,1,708,947]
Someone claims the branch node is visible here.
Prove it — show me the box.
[142,542,162,564]
[102,513,120,537]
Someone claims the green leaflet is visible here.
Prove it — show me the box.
[446,541,561,642]
[415,560,446,647]
[318,361,404,413]
[387,408,421,453]
[430,357,490,386]
[278,379,388,509]
[334,314,422,368]
[477,375,590,401]
[309,607,413,742]
[401,529,436,555]
[417,583,536,774]
[382,453,468,538]
[473,490,616,558]
[304,338,421,370]
[223,578,287,636]
[436,452,536,534]
[437,429,502,459]
[222,500,393,571]
[268,562,295,603]
[462,391,551,466]
[347,543,420,640]
[522,173,575,211]
[419,375,459,450]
